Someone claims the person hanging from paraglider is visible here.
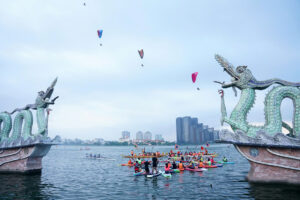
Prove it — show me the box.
[191,72,200,90]
[138,49,144,67]
[97,29,103,46]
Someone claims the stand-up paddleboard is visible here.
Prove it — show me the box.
[133,171,145,176]
[162,173,172,178]
[121,164,134,167]
[96,158,116,161]
[184,168,204,172]
[217,161,235,164]
[159,170,172,178]
[202,165,217,168]
[214,164,223,167]
[146,173,161,178]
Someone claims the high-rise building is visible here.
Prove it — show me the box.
[144,131,152,141]
[182,116,191,144]
[189,118,198,144]
[196,123,203,144]
[213,130,220,141]
[176,117,183,144]
[121,131,130,139]
[176,117,219,144]
[155,134,163,141]
[136,131,143,141]
[208,128,214,142]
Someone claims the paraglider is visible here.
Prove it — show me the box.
[97,30,103,46]
[138,49,144,66]
[191,72,200,90]
[191,72,198,83]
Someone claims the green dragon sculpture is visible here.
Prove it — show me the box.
[215,55,300,138]
[0,78,58,144]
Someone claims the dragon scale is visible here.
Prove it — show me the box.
[226,86,300,137]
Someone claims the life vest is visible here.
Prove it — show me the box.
[179,163,184,169]
[168,163,172,168]
[199,162,203,168]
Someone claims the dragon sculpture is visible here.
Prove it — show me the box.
[0,78,58,145]
[215,55,300,138]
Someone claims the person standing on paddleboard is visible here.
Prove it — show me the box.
[152,153,158,174]
[144,160,150,174]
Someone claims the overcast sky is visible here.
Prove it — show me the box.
[0,0,299,140]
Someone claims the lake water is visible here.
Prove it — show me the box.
[0,144,299,199]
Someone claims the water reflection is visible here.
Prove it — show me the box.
[0,174,53,200]
[249,182,300,200]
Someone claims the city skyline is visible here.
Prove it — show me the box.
[176,116,219,144]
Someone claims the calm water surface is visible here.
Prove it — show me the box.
[0,144,299,199]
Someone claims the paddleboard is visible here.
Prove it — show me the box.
[146,173,161,178]
[218,161,234,164]
[133,171,145,176]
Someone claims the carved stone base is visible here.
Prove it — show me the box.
[0,143,52,173]
[236,145,300,184]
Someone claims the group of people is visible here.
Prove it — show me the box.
[86,153,101,158]
[129,149,211,158]
[128,149,229,174]
[132,154,159,175]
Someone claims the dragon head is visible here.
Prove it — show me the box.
[215,54,254,90]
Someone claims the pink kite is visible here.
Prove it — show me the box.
[191,72,198,83]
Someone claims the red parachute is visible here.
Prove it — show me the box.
[138,49,144,66]
[138,49,144,59]
[191,72,198,83]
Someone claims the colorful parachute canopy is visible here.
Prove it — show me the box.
[138,49,144,59]
[191,72,198,83]
[97,30,103,38]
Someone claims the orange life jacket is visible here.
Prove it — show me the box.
[179,163,184,169]
[199,162,203,168]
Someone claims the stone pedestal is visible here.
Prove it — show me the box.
[0,144,52,173]
[236,145,300,184]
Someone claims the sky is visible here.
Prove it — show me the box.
[0,0,299,140]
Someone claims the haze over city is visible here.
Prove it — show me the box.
[0,0,299,140]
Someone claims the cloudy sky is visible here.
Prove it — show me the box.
[0,0,299,140]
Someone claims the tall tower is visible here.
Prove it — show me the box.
[176,117,183,144]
